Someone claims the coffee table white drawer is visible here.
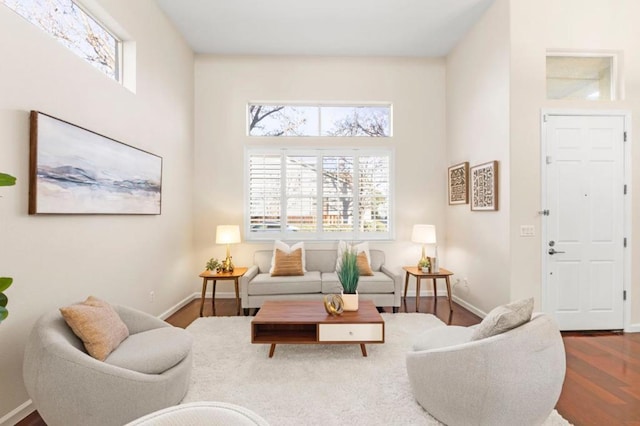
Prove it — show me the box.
[318,323,383,342]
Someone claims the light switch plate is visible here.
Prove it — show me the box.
[520,225,535,237]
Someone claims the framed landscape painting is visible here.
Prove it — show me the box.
[470,161,498,211]
[448,162,469,205]
[29,111,162,215]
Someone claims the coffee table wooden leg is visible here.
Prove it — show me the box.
[445,276,453,312]
[403,272,410,299]
[199,278,207,317]
[269,344,276,358]
[360,344,368,357]
[211,280,217,316]
[415,277,421,312]
[234,278,240,316]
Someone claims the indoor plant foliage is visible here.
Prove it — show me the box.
[206,258,221,272]
[0,172,16,323]
[418,257,431,272]
[338,249,360,294]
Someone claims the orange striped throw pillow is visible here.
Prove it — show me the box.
[271,248,304,276]
[357,252,374,276]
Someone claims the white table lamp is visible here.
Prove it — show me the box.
[216,225,241,272]
[411,224,436,269]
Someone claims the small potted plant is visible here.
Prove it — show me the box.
[0,172,16,324]
[418,257,431,273]
[205,258,221,273]
[338,249,360,311]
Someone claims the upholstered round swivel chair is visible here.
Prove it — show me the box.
[125,401,270,425]
[23,305,193,426]
[406,313,566,426]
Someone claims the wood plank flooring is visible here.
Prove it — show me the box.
[16,297,640,426]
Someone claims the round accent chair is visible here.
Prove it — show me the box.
[23,305,193,426]
[125,401,270,425]
[406,313,566,426]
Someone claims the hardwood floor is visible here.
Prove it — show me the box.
[16,297,640,426]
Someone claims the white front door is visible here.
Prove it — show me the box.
[542,113,626,330]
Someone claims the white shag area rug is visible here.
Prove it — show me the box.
[183,313,570,425]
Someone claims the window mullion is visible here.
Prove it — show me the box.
[316,153,324,235]
[353,155,360,237]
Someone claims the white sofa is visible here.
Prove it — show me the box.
[240,249,401,315]
[406,313,566,426]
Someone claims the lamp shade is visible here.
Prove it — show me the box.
[216,225,241,244]
[411,224,436,244]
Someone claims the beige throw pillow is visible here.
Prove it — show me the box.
[59,296,129,361]
[471,298,534,341]
[336,241,371,272]
[271,248,304,276]
[269,240,306,273]
[356,252,374,276]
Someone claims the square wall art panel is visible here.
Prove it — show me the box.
[29,111,162,215]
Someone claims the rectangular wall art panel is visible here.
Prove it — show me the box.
[470,161,498,211]
[29,111,162,215]
[448,162,469,205]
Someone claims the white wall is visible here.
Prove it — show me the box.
[193,56,448,293]
[0,0,195,420]
[445,0,511,314]
[509,0,640,323]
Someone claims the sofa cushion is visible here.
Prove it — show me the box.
[249,271,322,295]
[269,241,306,273]
[271,248,304,276]
[412,325,473,351]
[336,241,371,272]
[321,271,394,294]
[471,298,534,341]
[105,327,193,374]
[357,252,374,276]
[59,296,129,361]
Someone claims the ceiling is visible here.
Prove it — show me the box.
[154,0,496,57]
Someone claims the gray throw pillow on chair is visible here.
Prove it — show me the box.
[471,297,534,341]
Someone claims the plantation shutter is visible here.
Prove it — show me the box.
[248,154,282,231]
[285,155,318,232]
[358,156,390,233]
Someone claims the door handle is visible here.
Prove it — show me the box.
[548,248,565,255]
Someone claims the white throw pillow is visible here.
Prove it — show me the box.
[471,298,534,341]
[269,240,306,273]
[336,241,371,272]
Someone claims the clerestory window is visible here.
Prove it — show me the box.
[248,104,392,137]
[2,0,121,81]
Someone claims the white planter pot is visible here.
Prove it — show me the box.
[341,291,359,311]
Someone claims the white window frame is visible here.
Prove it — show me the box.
[246,102,393,137]
[2,0,124,83]
[546,50,620,101]
[245,147,394,241]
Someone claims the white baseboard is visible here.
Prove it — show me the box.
[0,399,33,426]
[158,292,240,320]
[451,295,487,319]
[624,323,640,333]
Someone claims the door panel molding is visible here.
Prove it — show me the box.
[540,109,631,331]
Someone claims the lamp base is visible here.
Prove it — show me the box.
[221,256,234,273]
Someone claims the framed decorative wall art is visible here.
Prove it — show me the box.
[29,111,163,215]
[448,162,469,205]
[470,161,499,211]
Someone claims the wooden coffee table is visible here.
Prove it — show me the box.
[251,300,385,358]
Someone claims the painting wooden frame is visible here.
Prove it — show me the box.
[470,161,499,211]
[29,111,162,215]
[448,162,469,205]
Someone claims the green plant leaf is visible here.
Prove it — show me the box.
[0,306,7,322]
[0,173,16,187]
[0,277,12,292]
[0,293,6,308]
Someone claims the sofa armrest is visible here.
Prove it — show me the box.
[240,265,259,304]
[116,305,169,334]
[381,265,403,307]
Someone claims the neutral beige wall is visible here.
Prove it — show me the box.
[445,0,511,314]
[193,56,447,292]
[0,0,195,420]
[509,0,640,324]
